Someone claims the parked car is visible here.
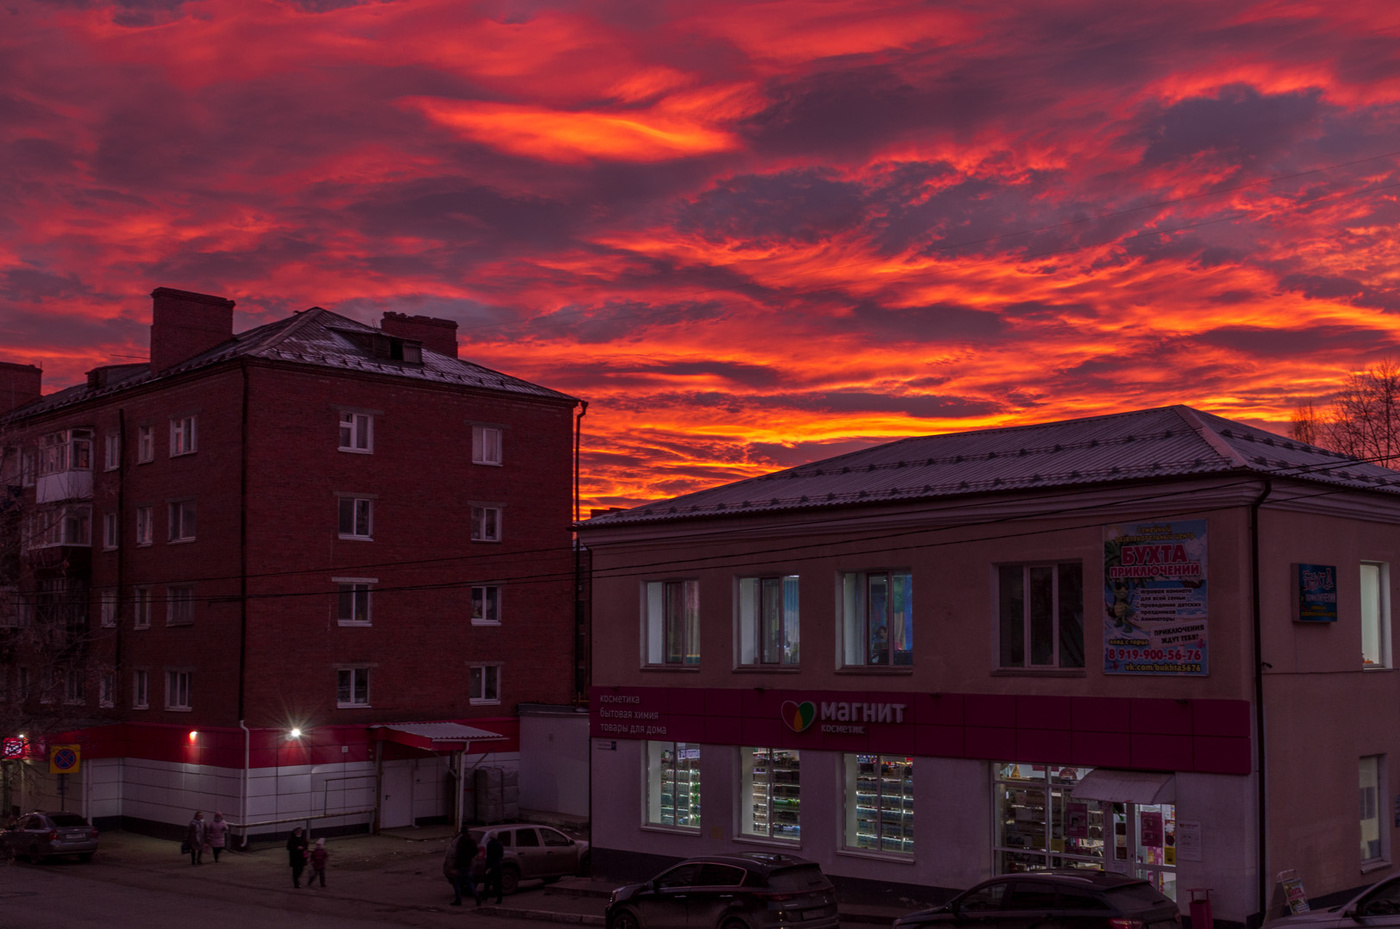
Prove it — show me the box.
[893,870,1180,929]
[1269,875,1400,928]
[606,852,839,929]
[467,824,591,895]
[0,810,99,863]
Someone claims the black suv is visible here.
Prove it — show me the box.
[894,870,1180,929]
[606,852,839,929]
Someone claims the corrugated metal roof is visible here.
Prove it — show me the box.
[372,722,506,743]
[582,405,1400,527]
[4,307,576,421]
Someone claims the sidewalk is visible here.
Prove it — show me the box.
[88,825,904,925]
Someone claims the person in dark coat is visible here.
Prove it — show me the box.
[185,811,206,866]
[449,829,482,906]
[286,826,309,888]
[481,833,505,904]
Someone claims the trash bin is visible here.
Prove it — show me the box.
[1188,888,1213,929]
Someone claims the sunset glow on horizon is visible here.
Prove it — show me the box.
[4,0,1400,509]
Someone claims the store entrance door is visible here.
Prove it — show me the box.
[1121,802,1177,900]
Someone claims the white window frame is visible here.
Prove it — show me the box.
[1363,562,1391,669]
[133,586,151,629]
[168,500,196,542]
[840,570,913,668]
[740,747,801,840]
[997,562,1085,670]
[136,506,153,545]
[132,669,149,709]
[136,425,154,463]
[645,579,700,666]
[646,741,701,829]
[468,664,501,704]
[472,425,503,466]
[39,429,92,475]
[99,671,115,708]
[337,666,371,707]
[169,415,197,457]
[471,505,502,542]
[338,411,374,453]
[165,670,192,710]
[103,433,121,471]
[103,511,119,550]
[843,753,914,855]
[335,577,375,626]
[471,585,501,625]
[100,590,118,628]
[738,575,799,666]
[166,584,195,626]
[1362,754,1387,864]
[338,495,374,540]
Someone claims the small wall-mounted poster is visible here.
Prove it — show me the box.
[1294,563,1338,622]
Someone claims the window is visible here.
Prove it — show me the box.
[17,667,29,701]
[338,496,373,540]
[100,590,118,628]
[472,425,503,465]
[166,584,194,626]
[166,670,192,710]
[471,505,501,542]
[1363,562,1391,668]
[136,506,153,545]
[99,672,115,708]
[471,585,501,624]
[339,412,373,453]
[645,579,700,666]
[25,505,92,548]
[0,587,17,628]
[998,563,1085,669]
[647,741,701,828]
[741,747,800,839]
[168,500,196,542]
[133,587,151,629]
[844,754,913,853]
[992,763,1107,873]
[64,667,85,705]
[132,669,149,709]
[21,449,36,486]
[841,571,913,667]
[39,429,92,475]
[170,415,197,456]
[136,425,154,463]
[337,667,371,707]
[1362,755,1385,862]
[104,433,120,471]
[336,579,374,625]
[469,664,501,703]
[103,512,119,550]
[738,575,799,666]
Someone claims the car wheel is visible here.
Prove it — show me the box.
[501,867,520,895]
[610,907,642,929]
[27,844,44,864]
[722,919,749,929]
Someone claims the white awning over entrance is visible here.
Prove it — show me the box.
[1072,769,1176,804]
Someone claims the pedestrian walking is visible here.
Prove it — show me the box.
[206,812,229,863]
[482,832,505,903]
[185,811,206,866]
[447,828,482,906]
[308,838,329,887]
[286,826,309,888]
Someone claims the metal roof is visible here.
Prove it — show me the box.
[4,306,576,421]
[581,405,1400,527]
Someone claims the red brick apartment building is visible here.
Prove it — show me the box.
[0,287,587,838]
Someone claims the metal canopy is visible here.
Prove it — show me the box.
[369,722,507,752]
[1072,769,1176,804]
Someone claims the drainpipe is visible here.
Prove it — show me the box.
[573,400,588,701]
[238,366,251,848]
[1251,478,1273,923]
[239,718,251,848]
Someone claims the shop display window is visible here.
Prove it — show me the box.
[647,741,701,829]
[741,747,800,839]
[844,754,913,853]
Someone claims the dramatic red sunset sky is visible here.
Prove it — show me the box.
[3,0,1400,509]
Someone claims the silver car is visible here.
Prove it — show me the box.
[2,810,99,863]
[469,824,591,895]
[1270,876,1400,928]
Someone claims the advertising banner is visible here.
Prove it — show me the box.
[1104,519,1208,675]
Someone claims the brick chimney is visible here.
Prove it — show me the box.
[380,312,458,358]
[150,287,236,374]
[0,361,41,415]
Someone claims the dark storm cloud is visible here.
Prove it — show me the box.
[846,302,1006,342]
[782,392,999,419]
[1194,325,1400,357]
[1,269,91,302]
[1139,85,1324,172]
[1278,274,1400,313]
[674,169,866,245]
